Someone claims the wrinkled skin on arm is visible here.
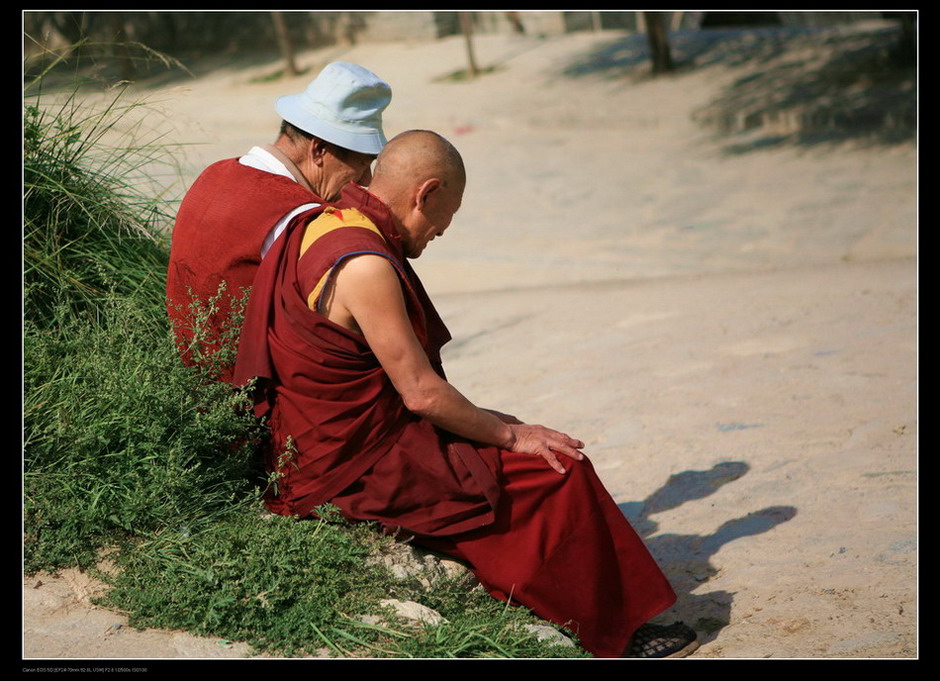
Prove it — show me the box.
[323,254,586,474]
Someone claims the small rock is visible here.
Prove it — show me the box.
[367,541,477,590]
[438,557,475,584]
[523,624,576,648]
[379,599,448,626]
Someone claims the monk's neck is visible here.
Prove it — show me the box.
[341,183,406,249]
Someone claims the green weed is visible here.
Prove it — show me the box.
[100,508,585,658]
[101,509,386,657]
[23,296,264,573]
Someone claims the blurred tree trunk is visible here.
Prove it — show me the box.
[460,12,479,78]
[505,11,526,34]
[272,11,299,77]
[643,11,674,75]
[898,12,916,63]
[49,11,91,46]
[109,12,136,81]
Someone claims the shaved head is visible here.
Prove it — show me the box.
[370,130,466,201]
[369,130,466,258]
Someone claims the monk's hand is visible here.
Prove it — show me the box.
[506,424,585,474]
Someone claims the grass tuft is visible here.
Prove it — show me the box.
[23,87,179,328]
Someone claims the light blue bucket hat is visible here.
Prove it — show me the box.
[275,62,391,155]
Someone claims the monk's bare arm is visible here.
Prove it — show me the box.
[329,255,585,473]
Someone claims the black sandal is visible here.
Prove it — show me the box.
[626,621,699,658]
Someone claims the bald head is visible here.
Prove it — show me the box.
[370,130,466,258]
[370,130,465,201]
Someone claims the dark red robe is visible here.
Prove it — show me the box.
[166,158,322,380]
[233,184,676,657]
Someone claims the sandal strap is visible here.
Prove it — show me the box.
[627,621,699,658]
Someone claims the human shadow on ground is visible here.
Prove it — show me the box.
[618,462,797,642]
[561,23,916,151]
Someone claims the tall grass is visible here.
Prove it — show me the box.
[23,79,266,572]
[23,93,173,327]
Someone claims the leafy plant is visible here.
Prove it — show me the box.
[23,296,264,573]
[101,509,385,657]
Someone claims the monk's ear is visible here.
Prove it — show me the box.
[309,139,329,166]
[416,178,441,210]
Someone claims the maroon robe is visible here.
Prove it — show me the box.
[233,184,676,657]
[166,158,322,380]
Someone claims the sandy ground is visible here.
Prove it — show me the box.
[23,23,917,663]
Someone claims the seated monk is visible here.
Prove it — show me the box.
[233,130,698,658]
